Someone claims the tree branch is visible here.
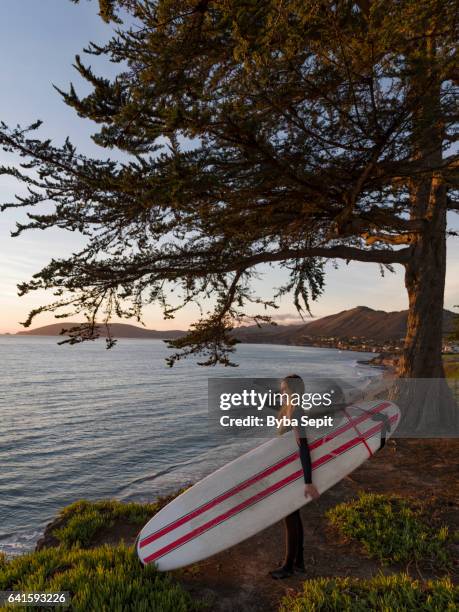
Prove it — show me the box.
[128,244,412,280]
[363,233,414,246]
[222,245,411,268]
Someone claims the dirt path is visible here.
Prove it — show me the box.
[173,439,459,611]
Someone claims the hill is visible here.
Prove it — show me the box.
[232,306,458,345]
[16,322,184,339]
[15,307,458,345]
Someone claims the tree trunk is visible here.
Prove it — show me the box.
[400,30,447,380]
[395,178,458,434]
[398,178,447,379]
[386,28,458,433]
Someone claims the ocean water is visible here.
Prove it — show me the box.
[0,336,376,556]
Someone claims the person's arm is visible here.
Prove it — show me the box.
[297,436,312,484]
[293,408,320,499]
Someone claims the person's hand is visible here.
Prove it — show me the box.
[304,484,320,500]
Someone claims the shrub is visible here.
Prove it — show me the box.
[279,574,458,612]
[0,544,201,612]
[326,493,451,569]
[51,490,186,549]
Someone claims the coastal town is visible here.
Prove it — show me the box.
[291,335,459,355]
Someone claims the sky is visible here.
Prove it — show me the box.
[0,0,458,334]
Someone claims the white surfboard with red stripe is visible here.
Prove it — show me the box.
[137,400,400,570]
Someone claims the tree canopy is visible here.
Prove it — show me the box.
[1,0,458,367]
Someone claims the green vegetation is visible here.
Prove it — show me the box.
[0,493,199,611]
[279,574,458,612]
[0,545,201,612]
[444,354,459,362]
[443,354,459,406]
[1,492,456,611]
[444,355,459,380]
[49,492,185,549]
[326,493,451,569]
[447,306,459,344]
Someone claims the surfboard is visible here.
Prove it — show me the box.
[137,400,400,570]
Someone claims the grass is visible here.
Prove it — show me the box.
[1,491,456,611]
[442,354,459,401]
[49,490,186,549]
[444,355,459,395]
[0,545,202,612]
[326,493,452,569]
[279,574,458,612]
[444,355,459,374]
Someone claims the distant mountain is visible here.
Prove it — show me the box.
[16,322,184,339]
[231,323,305,343]
[232,306,458,344]
[15,307,458,344]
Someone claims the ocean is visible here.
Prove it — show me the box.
[0,336,376,556]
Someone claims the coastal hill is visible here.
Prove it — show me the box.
[15,306,457,344]
[16,322,184,339]
[235,306,458,345]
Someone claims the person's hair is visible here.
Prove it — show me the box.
[282,374,305,397]
[277,374,305,429]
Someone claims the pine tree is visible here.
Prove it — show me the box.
[1,0,458,376]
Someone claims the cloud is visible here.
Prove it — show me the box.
[270,313,311,324]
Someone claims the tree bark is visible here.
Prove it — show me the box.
[395,33,459,431]
[395,177,458,435]
[398,178,447,379]
[399,29,448,380]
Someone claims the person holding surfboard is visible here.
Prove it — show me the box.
[136,377,399,571]
[270,374,320,580]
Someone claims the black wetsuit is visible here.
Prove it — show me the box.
[282,407,312,572]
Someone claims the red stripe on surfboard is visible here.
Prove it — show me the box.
[139,401,391,549]
[139,402,390,549]
[142,414,397,565]
[343,407,373,457]
[310,401,390,450]
[139,452,299,548]
[142,419,392,565]
[308,402,388,447]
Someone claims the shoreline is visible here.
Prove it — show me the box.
[356,352,399,370]
[3,332,396,363]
